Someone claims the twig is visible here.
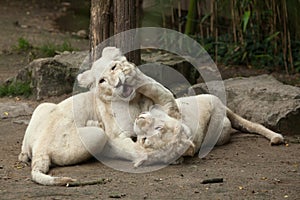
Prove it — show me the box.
[231,0,237,43]
[201,178,223,184]
[66,178,111,187]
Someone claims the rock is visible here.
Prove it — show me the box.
[190,75,300,135]
[141,50,199,85]
[13,119,30,125]
[53,51,89,70]
[0,102,33,119]
[11,51,88,100]
[75,29,88,39]
[8,50,199,100]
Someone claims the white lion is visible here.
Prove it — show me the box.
[133,94,285,167]
[18,47,180,185]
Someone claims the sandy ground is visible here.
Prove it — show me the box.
[0,111,299,199]
[0,1,299,199]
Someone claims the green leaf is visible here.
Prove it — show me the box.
[265,32,280,42]
[242,11,251,32]
[201,13,211,24]
[294,61,300,66]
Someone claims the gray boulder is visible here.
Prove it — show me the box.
[11,51,88,100]
[141,50,199,85]
[190,75,300,135]
[8,50,199,100]
[0,102,33,119]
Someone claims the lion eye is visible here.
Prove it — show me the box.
[99,78,105,84]
[155,126,163,131]
[111,64,116,71]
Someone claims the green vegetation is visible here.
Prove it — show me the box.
[15,37,33,51]
[194,0,300,74]
[145,0,300,74]
[3,38,75,98]
[39,41,75,57]
[0,82,31,97]
[14,37,75,58]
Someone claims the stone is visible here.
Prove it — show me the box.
[11,51,89,100]
[190,75,300,135]
[141,50,199,85]
[8,50,199,100]
[0,102,33,119]
[13,119,30,125]
[75,29,88,39]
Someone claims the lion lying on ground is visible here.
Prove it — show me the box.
[133,94,285,167]
[18,47,180,185]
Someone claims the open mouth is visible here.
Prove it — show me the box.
[121,84,134,98]
[115,78,134,98]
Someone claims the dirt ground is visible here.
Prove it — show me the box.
[0,1,299,199]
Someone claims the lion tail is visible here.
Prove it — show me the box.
[226,108,284,145]
[31,155,76,186]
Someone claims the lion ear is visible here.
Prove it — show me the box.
[102,47,126,61]
[77,69,95,89]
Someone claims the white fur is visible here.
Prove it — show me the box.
[19,47,180,185]
[77,47,126,89]
[19,92,107,185]
[18,47,131,185]
[133,94,285,167]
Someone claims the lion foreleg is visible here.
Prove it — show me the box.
[31,154,76,186]
[136,74,180,119]
[77,127,108,156]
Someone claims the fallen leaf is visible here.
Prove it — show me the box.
[261,177,268,180]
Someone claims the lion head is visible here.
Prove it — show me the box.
[134,105,195,155]
[77,47,143,102]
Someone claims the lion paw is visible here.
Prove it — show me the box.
[270,134,284,145]
[133,154,148,168]
[18,153,30,164]
[86,120,99,127]
[133,159,145,168]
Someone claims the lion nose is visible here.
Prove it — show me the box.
[139,112,147,119]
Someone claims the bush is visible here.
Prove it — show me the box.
[0,82,32,97]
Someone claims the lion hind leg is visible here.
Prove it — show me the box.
[78,127,107,157]
[31,154,75,186]
[226,108,284,145]
[216,117,233,146]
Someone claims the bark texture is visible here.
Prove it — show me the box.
[89,0,141,64]
[89,0,112,62]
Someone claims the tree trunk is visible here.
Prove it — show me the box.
[89,0,141,64]
[89,0,112,62]
[113,0,141,64]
